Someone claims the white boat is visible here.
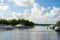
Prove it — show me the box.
[55,26,60,32]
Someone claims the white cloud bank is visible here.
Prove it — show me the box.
[0,5,9,11]
[0,0,60,24]
[5,6,59,24]
[9,0,34,7]
[0,0,3,2]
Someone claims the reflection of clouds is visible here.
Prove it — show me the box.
[31,26,48,31]
[0,28,60,40]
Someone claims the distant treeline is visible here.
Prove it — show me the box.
[0,19,34,26]
[35,24,54,26]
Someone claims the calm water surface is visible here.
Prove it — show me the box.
[0,26,60,40]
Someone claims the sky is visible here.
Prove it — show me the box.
[0,0,60,24]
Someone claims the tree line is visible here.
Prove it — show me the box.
[0,19,34,26]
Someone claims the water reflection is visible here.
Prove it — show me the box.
[32,26,48,31]
[0,26,60,40]
[56,32,60,40]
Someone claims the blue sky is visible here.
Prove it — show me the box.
[0,0,60,24]
[35,0,60,8]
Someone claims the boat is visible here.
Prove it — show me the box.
[55,26,60,32]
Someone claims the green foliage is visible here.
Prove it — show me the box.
[8,19,18,26]
[52,21,60,29]
[0,19,34,26]
[56,21,60,26]
[0,19,8,24]
[17,19,34,26]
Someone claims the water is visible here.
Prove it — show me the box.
[0,26,60,40]
[30,26,50,31]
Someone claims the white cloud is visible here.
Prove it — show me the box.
[11,10,31,20]
[4,4,59,24]
[11,12,21,19]
[0,0,60,24]
[30,4,60,24]
[1,6,60,24]
[31,3,48,18]
[49,6,60,17]
[11,0,34,7]
[0,13,3,19]
[0,0,3,2]
[0,5,9,11]
[31,4,60,19]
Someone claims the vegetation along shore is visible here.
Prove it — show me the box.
[0,19,35,29]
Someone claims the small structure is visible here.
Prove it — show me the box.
[16,24,25,28]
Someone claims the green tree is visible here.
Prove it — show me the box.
[8,19,18,26]
[0,19,34,26]
[0,19,8,24]
[56,21,60,26]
